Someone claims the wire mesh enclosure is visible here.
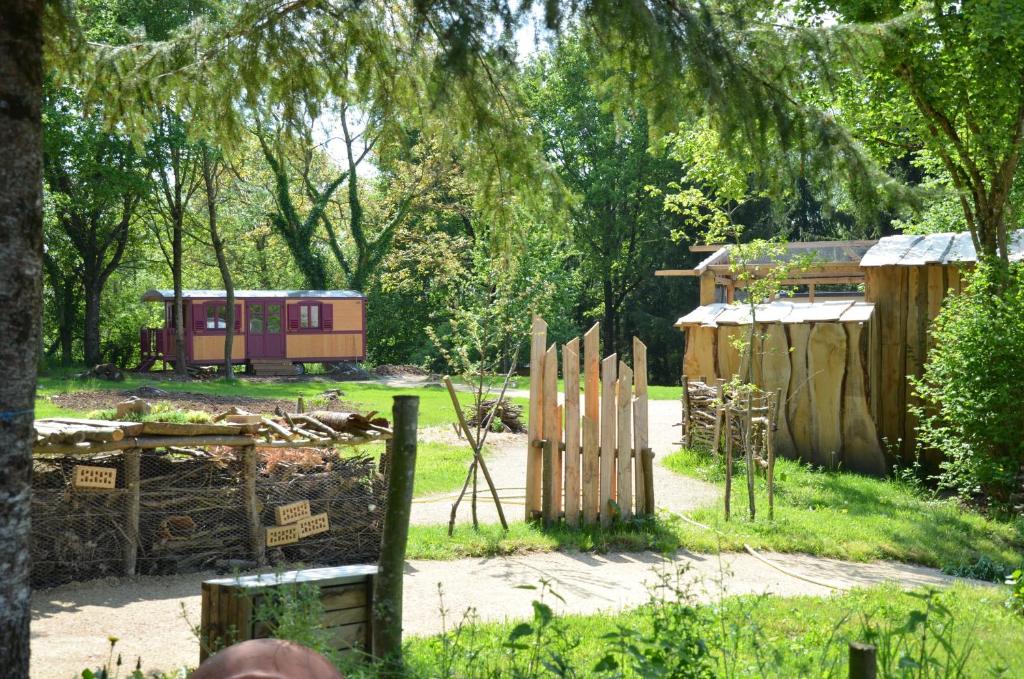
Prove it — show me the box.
[32,447,386,589]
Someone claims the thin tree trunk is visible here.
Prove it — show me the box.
[203,146,234,379]
[602,278,616,356]
[0,1,43,674]
[172,213,187,374]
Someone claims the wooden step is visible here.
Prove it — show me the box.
[250,359,300,376]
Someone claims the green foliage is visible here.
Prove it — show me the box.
[393,582,1023,678]
[1007,570,1024,617]
[913,263,1024,511]
[252,582,339,664]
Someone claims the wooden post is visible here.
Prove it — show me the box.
[681,374,691,448]
[542,344,559,525]
[123,448,141,576]
[563,338,580,526]
[297,396,305,414]
[582,323,601,524]
[526,316,547,520]
[712,379,725,456]
[848,642,877,679]
[724,407,732,520]
[642,448,655,515]
[768,389,780,520]
[600,354,617,526]
[745,392,756,520]
[632,338,648,515]
[699,272,716,304]
[616,361,633,520]
[241,445,266,566]
[372,396,419,673]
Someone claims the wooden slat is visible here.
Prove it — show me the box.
[325,622,368,649]
[904,265,928,458]
[683,326,717,382]
[760,324,794,458]
[582,323,600,524]
[321,607,367,628]
[926,264,945,324]
[542,344,559,524]
[563,338,581,526]
[786,324,813,458]
[632,338,648,515]
[716,326,742,378]
[526,316,547,520]
[599,354,617,526]
[808,323,846,468]
[320,585,367,611]
[842,322,886,475]
[616,361,634,520]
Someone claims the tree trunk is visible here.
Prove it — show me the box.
[0,1,43,674]
[172,213,187,374]
[57,279,76,365]
[203,146,234,379]
[602,278,616,357]
[82,284,102,366]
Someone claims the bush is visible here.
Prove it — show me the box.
[914,263,1024,512]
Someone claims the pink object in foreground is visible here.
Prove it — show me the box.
[189,639,342,679]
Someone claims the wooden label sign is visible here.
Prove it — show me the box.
[274,500,311,526]
[72,465,117,490]
[265,524,300,547]
[298,513,329,538]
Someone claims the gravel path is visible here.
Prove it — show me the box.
[31,549,979,678]
[412,398,717,525]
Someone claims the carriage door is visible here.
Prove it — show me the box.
[246,300,285,358]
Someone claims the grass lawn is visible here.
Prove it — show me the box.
[665,449,1024,576]
[34,371,527,428]
[396,583,1024,677]
[348,440,482,499]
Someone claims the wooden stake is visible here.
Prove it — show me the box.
[600,354,617,526]
[526,316,547,520]
[848,642,877,679]
[542,345,559,524]
[745,392,756,520]
[632,338,648,516]
[241,445,266,566]
[616,361,634,520]
[681,373,691,448]
[642,448,655,515]
[123,448,141,576]
[712,379,725,456]
[297,396,305,414]
[582,323,601,524]
[564,338,581,526]
[769,389,779,520]
[724,407,733,521]
[541,439,554,527]
[372,396,418,673]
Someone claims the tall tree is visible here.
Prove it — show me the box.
[43,87,147,365]
[0,1,43,675]
[524,39,684,356]
[201,143,236,377]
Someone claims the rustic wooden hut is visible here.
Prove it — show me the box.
[139,290,367,375]
[667,230,1024,474]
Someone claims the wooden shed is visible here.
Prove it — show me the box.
[676,300,885,475]
[667,229,1024,474]
[139,289,367,375]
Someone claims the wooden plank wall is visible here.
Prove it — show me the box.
[682,319,886,474]
[864,264,965,470]
[525,318,653,526]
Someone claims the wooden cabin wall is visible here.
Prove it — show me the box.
[283,299,365,360]
[682,320,886,474]
[864,264,965,470]
[192,335,246,361]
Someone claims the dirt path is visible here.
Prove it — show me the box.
[31,549,980,678]
[412,399,717,525]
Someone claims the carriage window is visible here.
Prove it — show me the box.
[248,304,264,333]
[206,304,227,330]
[267,304,282,333]
[299,303,319,329]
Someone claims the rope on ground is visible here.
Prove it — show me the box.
[675,513,842,592]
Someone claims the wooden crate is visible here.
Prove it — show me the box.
[200,564,377,663]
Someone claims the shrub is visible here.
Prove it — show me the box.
[913,262,1024,512]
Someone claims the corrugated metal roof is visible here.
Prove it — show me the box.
[141,289,365,302]
[675,301,875,327]
[859,230,1024,267]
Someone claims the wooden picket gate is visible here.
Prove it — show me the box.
[525,317,654,527]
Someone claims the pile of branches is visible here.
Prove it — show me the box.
[373,364,429,377]
[467,398,525,434]
[76,363,124,381]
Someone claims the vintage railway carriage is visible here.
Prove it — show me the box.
[139,289,366,374]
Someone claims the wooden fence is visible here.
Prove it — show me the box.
[525,317,654,527]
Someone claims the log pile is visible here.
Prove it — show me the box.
[33,409,392,456]
[466,398,525,433]
[76,363,124,381]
